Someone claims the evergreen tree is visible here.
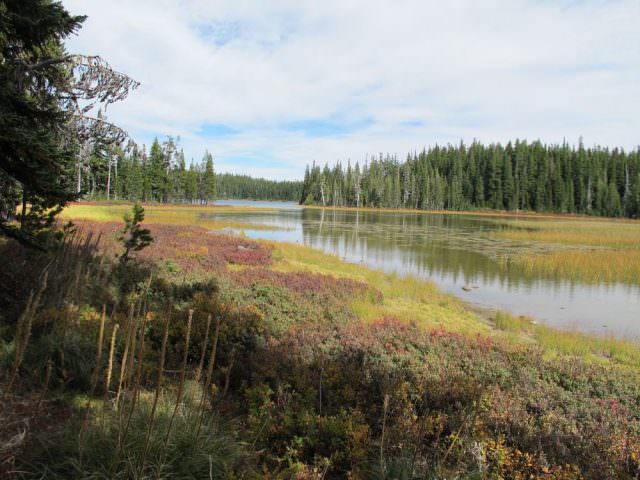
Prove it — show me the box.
[201,151,216,204]
[298,141,640,218]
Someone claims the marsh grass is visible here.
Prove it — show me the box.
[490,217,640,284]
[492,218,640,248]
[534,326,640,365]
[494,311,533,333]
[510,249,640,284]
[494,310,640,366]
[274,242,640,367]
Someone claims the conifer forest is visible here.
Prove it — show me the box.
[300,141,640,217]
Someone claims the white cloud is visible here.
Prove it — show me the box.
[62,0,640,179]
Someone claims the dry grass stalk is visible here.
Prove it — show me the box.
[163,309,194,449]
[197,315,221,435]
[115,303,136,410]
[222,347,235,398]
[117,303,149,464]
[7,271,48,392]
[195,314,212,382]
[88,304,107,396]
[380,393,389,472]
[140,304,171,475]
[79,303,109,455]
[105,323,119,395]
[36,359,53,414]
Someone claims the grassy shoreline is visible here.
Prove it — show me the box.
[61,202,639,369]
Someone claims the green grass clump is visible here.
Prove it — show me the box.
[21,391,252,479]
[533,326,640,365]
[494,311,532,333]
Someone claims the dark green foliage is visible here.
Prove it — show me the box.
[217,173,303,201]
[86,138,303,203]
[301,140,640,217]
[118,203,153,263]
[21,396,253,479]
[0,1,138,247]
[0,0,84,242]
[23,328,97,391]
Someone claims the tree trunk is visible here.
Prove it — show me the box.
[106,160,111,201]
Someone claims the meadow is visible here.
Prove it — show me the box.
[1,202,639,479]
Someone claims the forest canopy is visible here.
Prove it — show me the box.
[81,137,303,203]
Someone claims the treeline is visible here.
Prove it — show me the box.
[217,173,302,201]
[85,137,301,203]
[300,140,640,217]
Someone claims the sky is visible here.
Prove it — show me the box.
[62,0,640,180]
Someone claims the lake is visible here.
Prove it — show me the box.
[211,200,640,339]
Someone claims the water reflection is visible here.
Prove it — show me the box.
[203,204,640,339]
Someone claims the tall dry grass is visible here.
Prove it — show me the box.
[511,249,640,284]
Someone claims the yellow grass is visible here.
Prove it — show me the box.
[493,310,640,366]
[60,202,279,231]
[511,249,640,284]
[489,217,640,284]
[492,218,640,249]
[495,311,533,333]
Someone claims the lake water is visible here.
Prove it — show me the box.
[210,200,640,339]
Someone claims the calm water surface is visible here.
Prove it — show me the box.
[210,201,640,339]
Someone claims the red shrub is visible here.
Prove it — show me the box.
[230,268,375,301]
[71,221,272,272]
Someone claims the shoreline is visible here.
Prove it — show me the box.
[301,203,640,223]
[62,202,640,368]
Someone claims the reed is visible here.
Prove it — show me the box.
[492,218,640,249]
[511,249,640,285]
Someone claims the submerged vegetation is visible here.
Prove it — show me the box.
[2,202,639,479]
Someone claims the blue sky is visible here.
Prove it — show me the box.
[63,0,640,180]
